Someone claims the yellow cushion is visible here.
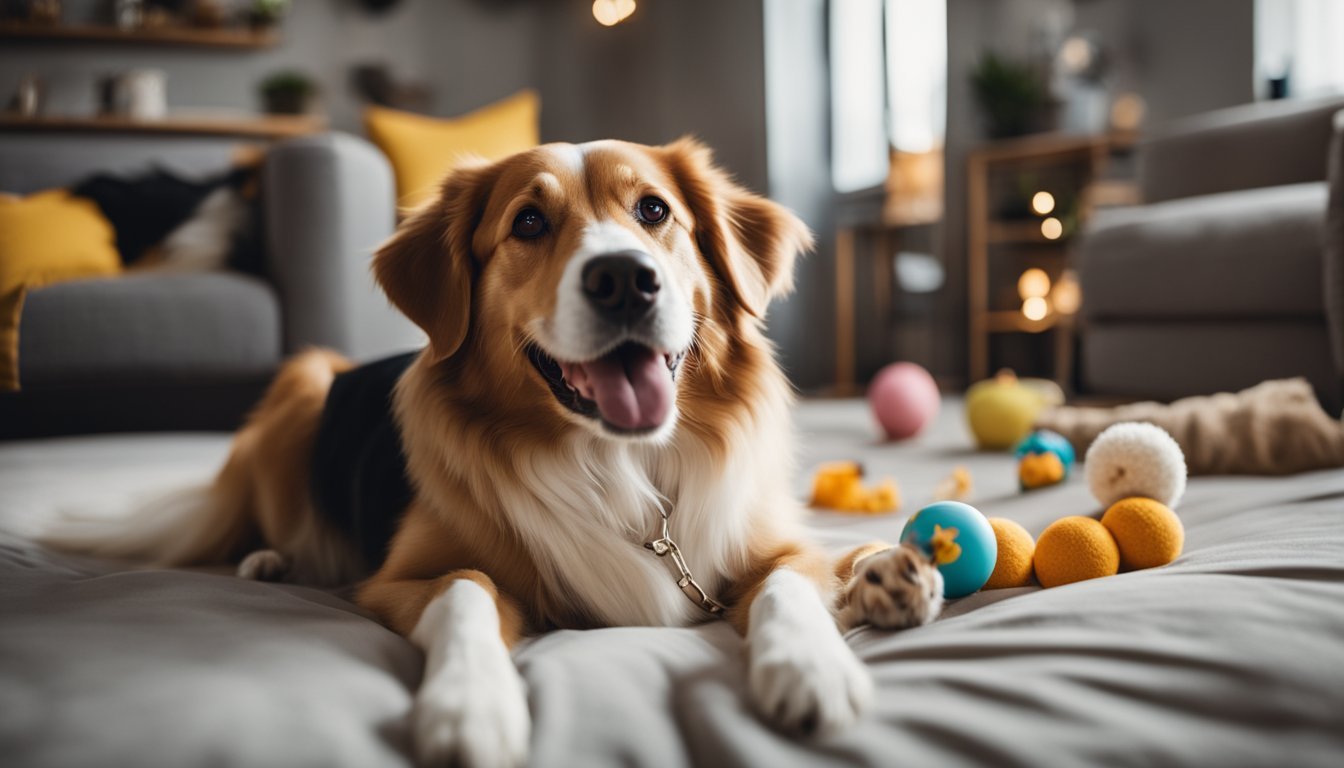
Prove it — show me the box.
[365,90,540,208]
[0,286,23,392]
[0,189,122,391]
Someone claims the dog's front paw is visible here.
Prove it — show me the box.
[411,580,530,768]
[413,644,530,768]
[749,625,874,734]
[841,543,944,631]
[747,569,874,735]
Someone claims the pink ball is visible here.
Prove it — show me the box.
[868,362,940,440]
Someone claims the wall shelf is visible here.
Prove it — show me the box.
[0,114,325,139]
[0,21,278,49]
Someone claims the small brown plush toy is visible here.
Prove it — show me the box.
[1035,378,1344,476]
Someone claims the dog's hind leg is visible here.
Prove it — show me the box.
[237,549,290,582]
[232,348,366,586]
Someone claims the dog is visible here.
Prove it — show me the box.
[55,139,943,768]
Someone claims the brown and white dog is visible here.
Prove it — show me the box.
[57,139,943,768]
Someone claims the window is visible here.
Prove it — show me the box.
[1256,0,1344,98]
[829,0,947,192]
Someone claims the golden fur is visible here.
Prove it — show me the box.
[86,139,946,759]
[188,138,938,635]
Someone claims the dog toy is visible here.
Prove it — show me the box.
[810,461,901,514]
[869,362,940,440]
[1015,429,1075,490]
[1084,422,1187,507]
[965,370,1065,450]
[1033,516,1120,587]
[983,517,1035,589]
[982,421,1187,590]
[932,465,974,501]
[1100,497,1184,570]
[900,501,997,598]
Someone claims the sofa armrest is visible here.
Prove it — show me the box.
[1139,95,1344,204]
[263,133,424,361]
[1326,109,1344,409]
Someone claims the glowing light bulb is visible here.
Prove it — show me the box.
[1051,270,1082,315]
[1017,268,1051,300]
[593,0,636,26]
[1041,217,1063,240]
[1031,191,1055,215]
[1022,296,1049,322]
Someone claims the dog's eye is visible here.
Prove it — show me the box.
[636,196,668,225]
[512,208,548,239]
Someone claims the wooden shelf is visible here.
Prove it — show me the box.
[984,310,1059,334]
[0,114,326,139]
[987,220,1071,245]
[0,21,278,49]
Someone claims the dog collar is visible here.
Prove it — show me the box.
[644,513,726,617]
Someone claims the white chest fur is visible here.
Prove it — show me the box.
[496,426,787,627]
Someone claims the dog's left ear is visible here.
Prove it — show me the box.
[372,160,497,362]
[662,137,813,318]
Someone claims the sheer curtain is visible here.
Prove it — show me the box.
[1256,0,1344,98]
[829,0,947,192]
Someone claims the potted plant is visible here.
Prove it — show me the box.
[259,71,316,115]
[970,52,1051,139]
[249,0,288,29]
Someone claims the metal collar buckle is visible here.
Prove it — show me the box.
[645,516,725,617]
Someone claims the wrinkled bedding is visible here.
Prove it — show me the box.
[2,400,1342,767]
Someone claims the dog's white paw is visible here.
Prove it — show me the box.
[411,581,530,768]
[747,569,874,734]
[413,656,530,768]
[237,549,289,581]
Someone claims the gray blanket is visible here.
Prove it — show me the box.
[2,401,1342,767]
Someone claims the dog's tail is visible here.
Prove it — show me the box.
[36,452,258,567]
[39,348,352,568]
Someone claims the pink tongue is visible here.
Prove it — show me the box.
[573,345,673,431]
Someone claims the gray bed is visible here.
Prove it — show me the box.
[2,399,1342,767]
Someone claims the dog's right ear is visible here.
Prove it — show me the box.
[372,161,496,362]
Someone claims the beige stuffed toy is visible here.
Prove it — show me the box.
[1035,378,1344,476]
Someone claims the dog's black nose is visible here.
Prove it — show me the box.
[582,251,661,324]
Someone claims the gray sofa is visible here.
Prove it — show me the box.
[1078,96,1344,414]
[0,132,422,438]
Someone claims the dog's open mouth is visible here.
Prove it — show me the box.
[528,342,684,434]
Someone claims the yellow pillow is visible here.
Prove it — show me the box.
[0,189,122,391]
[365,90,540,208]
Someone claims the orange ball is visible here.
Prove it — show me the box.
[1033,516,1119,588]
[984,517,1035,589]
[1101,497,1184,570]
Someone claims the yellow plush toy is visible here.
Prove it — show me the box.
[810,461,901,514]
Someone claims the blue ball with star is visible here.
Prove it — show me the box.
[899,501,998,599]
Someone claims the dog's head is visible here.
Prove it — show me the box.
[373,138,811,440]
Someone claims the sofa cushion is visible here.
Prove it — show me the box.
[1080,182,1328,321]
[1082,321,1339,413]
[18,272,281,387]
[364,90,539,208]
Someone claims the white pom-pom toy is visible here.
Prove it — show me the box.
[1085,422,1187,508]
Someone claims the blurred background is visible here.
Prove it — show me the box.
[2,0,1342,438]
